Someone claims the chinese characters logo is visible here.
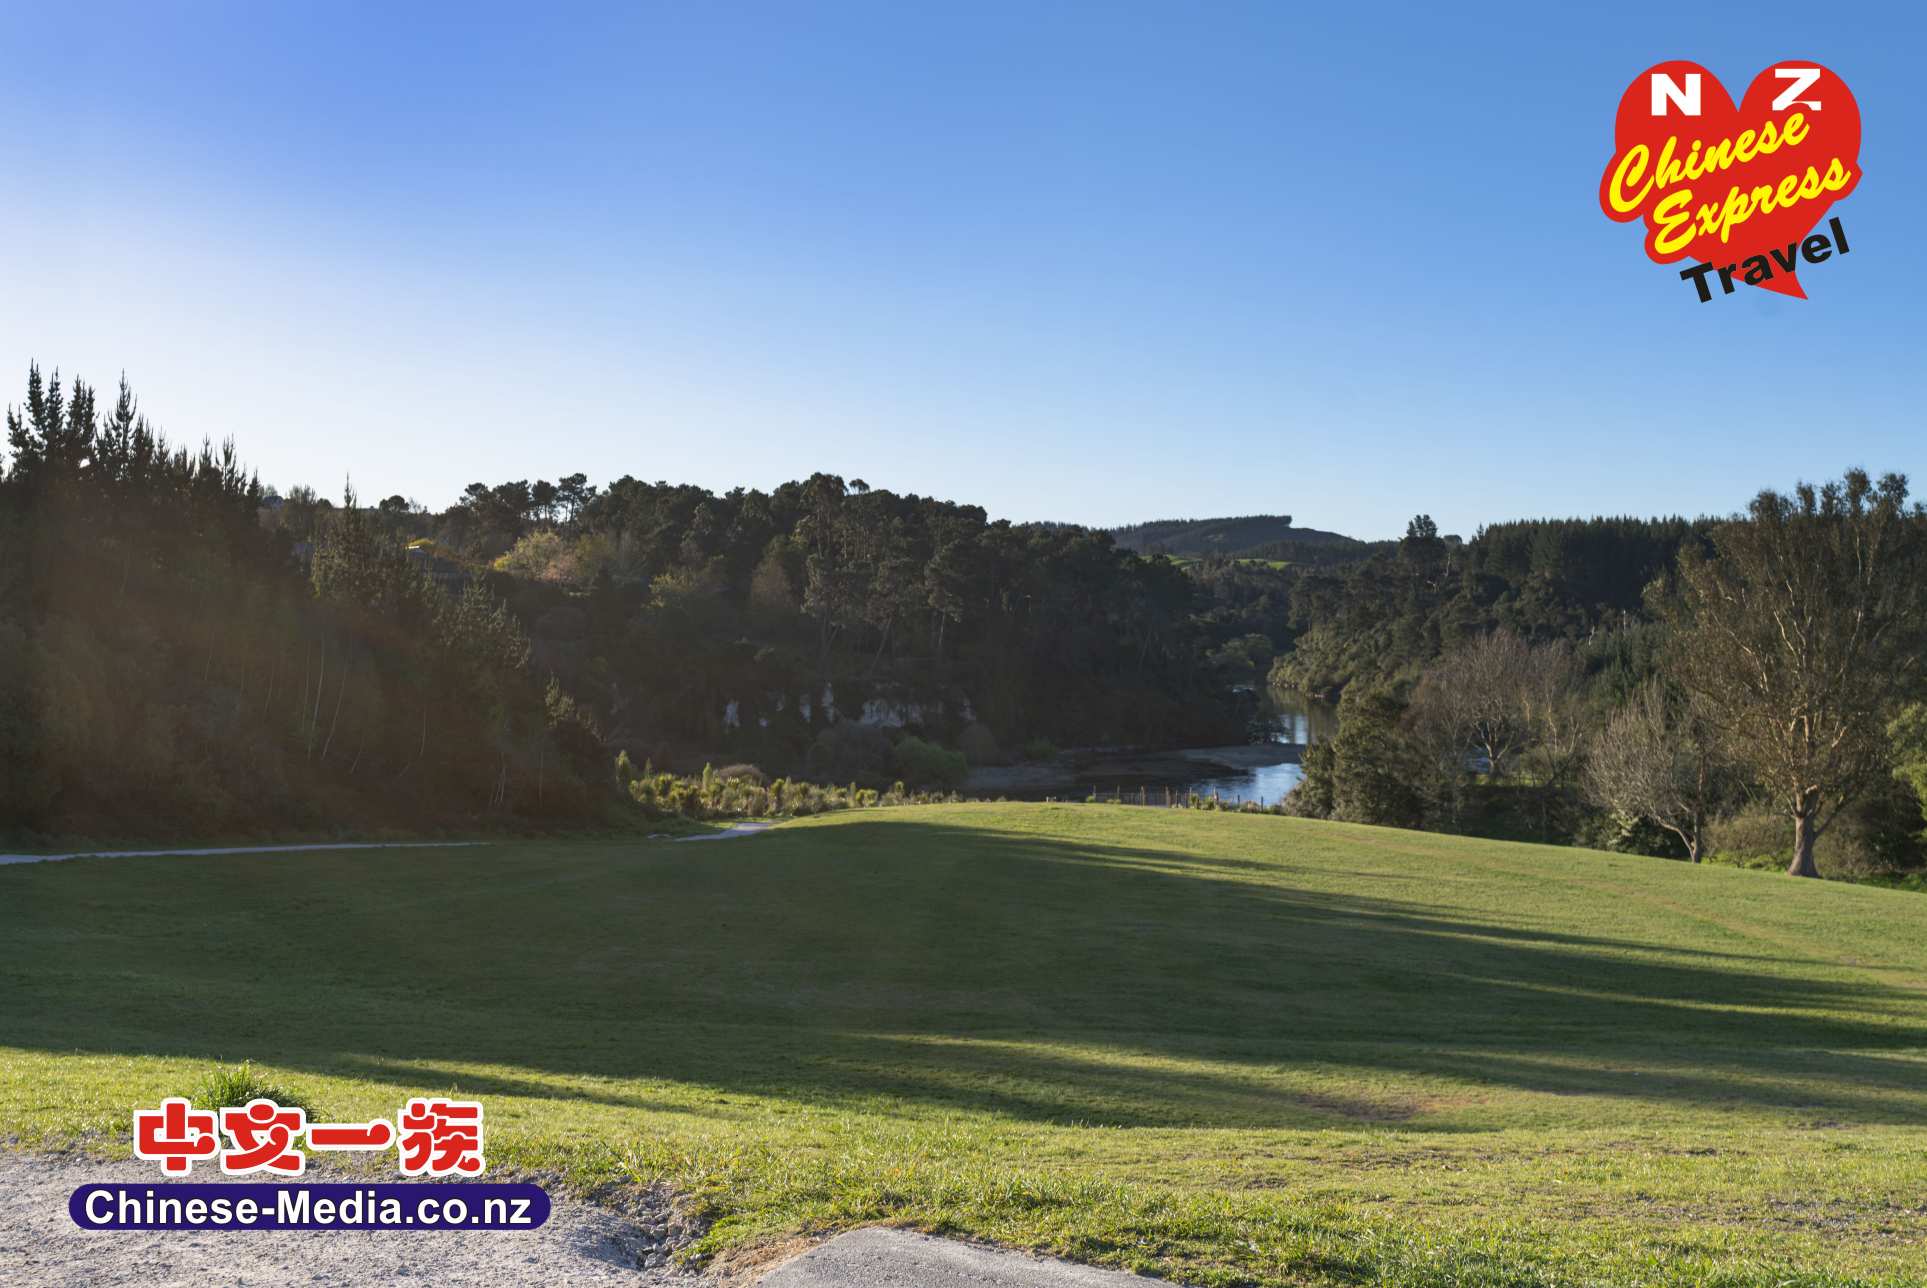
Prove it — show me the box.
[133,1097,484,1177]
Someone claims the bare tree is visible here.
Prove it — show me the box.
[1416,630,1584,781]
[1418,629,1533,777]
[1583,681,1721,861]
[1664,470,1927,878]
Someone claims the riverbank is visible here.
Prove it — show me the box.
[966,741,1302,796]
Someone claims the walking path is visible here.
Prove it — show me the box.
[675,822,778,842]
[3,825,779,865]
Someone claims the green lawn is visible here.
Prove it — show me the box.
[5,804,1926,1285]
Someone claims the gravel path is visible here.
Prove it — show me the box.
[0,1150,696,1287]
[0,842,487,866]
[757,1228,1160,1286]
[2,1151,1162,1287]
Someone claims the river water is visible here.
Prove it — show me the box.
[1179,691,1337,805]
[1004,691,1338,807]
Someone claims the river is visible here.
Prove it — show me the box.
[973,690,1338,806]
[1175,690,1336,805]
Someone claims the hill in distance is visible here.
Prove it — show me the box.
[1108,513,1366,560]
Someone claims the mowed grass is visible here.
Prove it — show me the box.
[5,804,1926,1285]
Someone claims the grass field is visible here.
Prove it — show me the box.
[5,804,1926,1285]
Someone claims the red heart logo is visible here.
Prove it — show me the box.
[1599,61,1862,298]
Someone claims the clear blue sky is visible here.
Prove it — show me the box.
[3,1,1921,539]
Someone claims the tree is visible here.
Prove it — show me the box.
[1413,630,1535,778]
[556,472,596,526]
[1327,687,1424,827]
[1892,704,1927,843]
[531,479,558,526]
[1583,680,1723,861]
[1664,470,1927,878]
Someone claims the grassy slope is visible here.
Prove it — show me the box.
[4,804,1925,1285]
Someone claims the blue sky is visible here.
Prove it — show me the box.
[3,1,1921,539]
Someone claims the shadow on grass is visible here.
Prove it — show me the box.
[7,814,1927,1129]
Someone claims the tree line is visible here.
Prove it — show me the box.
[1273,477,1927,881]
[0,366,603,837]
[8,362,1925,880]
[0,366,1239,837]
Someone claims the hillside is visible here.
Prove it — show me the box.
[7,803,1925,1286]
[1108,513,1365,559]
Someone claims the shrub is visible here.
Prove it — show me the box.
[716,763,766,786]
[189,1061,318,1118]
[1022,737,1059,762]
[956,722,1002,766]
[627,766,958,821]
[807,722,891,782]
[892,736,967,789]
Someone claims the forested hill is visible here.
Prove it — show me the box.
[0,366,1241,839]
[1108,514,1362,559]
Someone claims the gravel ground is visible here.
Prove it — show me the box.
[0,1150,701,1287]
[0,1150,1164,1287]
[758,1228,1159,1287]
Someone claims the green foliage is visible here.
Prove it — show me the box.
[955,722,1001,766]
[806,722,891,782]
[0,366,598,836]
[1326,687,1425,827]
[1664,470,1927,877]
[1106,513,1368,560]
[1267,515,1699,698]
[189,1060,318,1118]
[623,759,956,819]
[1286,739,1336,818]
[1891,702,1927,842]
[891,735,967,789]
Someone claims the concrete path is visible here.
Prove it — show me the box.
[756,1229,1159,1287]
[0,842,487,866]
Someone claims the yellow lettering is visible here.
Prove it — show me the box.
[1652,190,1696,255]
[1609,145,1652,213]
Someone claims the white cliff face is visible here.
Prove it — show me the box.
[724,688,975,731]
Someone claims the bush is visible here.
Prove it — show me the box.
[807,722,891,782]
[956,722,1002,766]
[622,756,960,821]
[1022,737,1059,762]
[891,736,968,790]
[189,1061,318,1118]
[715,763,767,786]
[1285,741,1336,818]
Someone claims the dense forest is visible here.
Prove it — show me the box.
[0,367,1233,838]
[6,364,1926,883]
